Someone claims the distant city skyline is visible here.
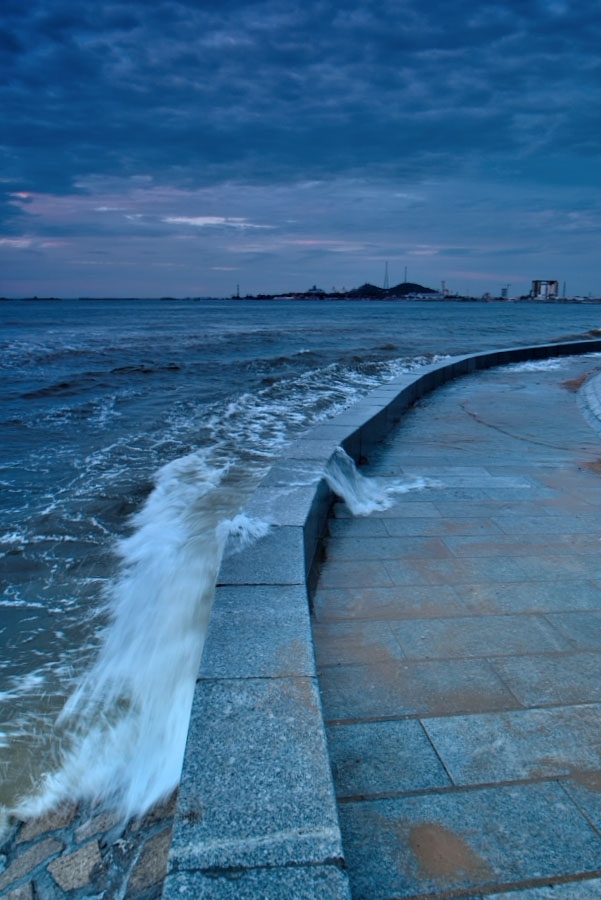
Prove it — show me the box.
[1,1,599,299]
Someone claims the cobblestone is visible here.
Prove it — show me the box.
[0,793,176,899]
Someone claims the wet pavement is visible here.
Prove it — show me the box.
[313,354,601,900]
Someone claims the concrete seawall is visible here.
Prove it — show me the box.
[163,337,601,899]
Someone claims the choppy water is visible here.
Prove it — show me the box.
[1,297,599,818]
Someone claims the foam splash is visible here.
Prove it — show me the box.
[325,447,432,515]
[218,513,271,556]
[15,452,237,821]
[505,359,564,372]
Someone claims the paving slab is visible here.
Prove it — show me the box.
[312,584,466,623]
[422,704,601,785]
[491,650,601,706]
[544,610,601,648]
[487,882,601,899]
[313,620,405,667]
[319,658,517,721]
[389,613,569,659]
[326,719,451,798]
[456,578,601,614]
[338,783,601,899]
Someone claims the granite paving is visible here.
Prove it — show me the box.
[313,355,601,899]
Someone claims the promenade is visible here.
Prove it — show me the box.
[313,354,601,899]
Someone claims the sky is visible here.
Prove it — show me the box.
[1,0,600,299]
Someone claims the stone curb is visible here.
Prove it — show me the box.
[165,337,601,899]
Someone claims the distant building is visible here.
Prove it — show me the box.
[305,284,326,296]
[531,279,559,300]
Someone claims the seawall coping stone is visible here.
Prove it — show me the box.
[199,584,316,680]
[167,676,343,872]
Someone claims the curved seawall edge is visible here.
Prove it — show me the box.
[163,337,601,900]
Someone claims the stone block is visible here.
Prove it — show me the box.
[423,704,601,785]
[545,611,601,648]
[217,524,306,585]
[312,584,465,623]
[489,880,601,899]
[457,579,601,614]
[318,658,516,721]
[200,584,315,678]
[492,651,601,706]
[339,782,601,898]
[563,773,601,835]
[126,828,172,897]
[48,841,101,891]
[74,809,121,843]
[282,438,344,463]
[0,839,63,893]
[326,719,451,798]
[241,459,326,528]
[327,516,389,536]
[390,613,569,659]
[323,534,451,561]
[162,863,351,899]
[389,554,528,586]
[18,806,76,844]
[3,885,34,900]
[316,557,396,590]
[169,676,342,872]
[313,620,405,667]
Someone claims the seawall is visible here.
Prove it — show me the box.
[163,337,601,899]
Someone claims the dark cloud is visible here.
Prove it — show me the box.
[1,0,599,197]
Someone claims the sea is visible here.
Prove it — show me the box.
[1,297,600,821]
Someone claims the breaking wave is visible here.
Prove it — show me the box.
[325,447,434,515]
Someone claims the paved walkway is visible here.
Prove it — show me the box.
[313,354,601,900]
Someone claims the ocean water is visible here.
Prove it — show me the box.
[1,297,599,819]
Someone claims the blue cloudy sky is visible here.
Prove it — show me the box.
[1,0,600,298]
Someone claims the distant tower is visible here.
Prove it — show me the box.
[236,283,240,299]
[383,261,389,290]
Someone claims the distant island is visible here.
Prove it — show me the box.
[234,282,601,303]
[237,281,438,300]
[2,281,599,304]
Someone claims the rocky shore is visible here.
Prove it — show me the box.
[0,795,176,899]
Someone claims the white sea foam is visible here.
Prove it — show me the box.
[325,447,433,515]
[218,513,271,556]
[505,358,564,372]
[0,672,46,701]
[15,451,235,821]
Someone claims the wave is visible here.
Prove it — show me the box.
[325,447,435,515]
[15,452,230,820]
[7,351,443,820]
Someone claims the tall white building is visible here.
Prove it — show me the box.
[531,279,559,300]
